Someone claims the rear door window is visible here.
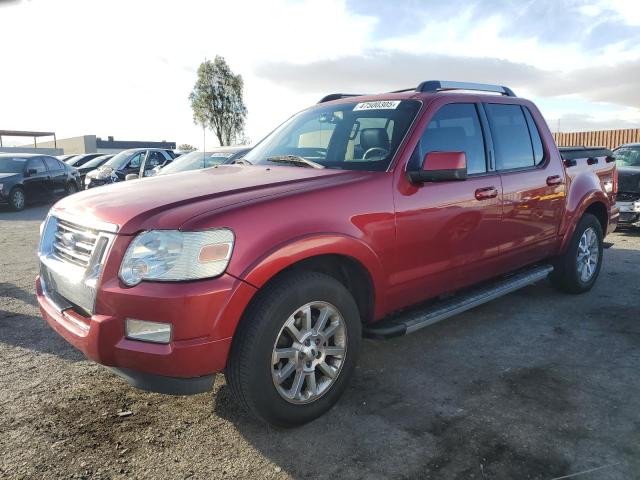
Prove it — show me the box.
[418,103,487,174]
[485,104,536,170]
[43,157,62,171]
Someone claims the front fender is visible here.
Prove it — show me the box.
[232,233,388,319]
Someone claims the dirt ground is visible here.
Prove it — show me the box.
[1,202,639,480]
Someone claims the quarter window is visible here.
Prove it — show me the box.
[418,103,487,175]
[523,108,544,165]
[485,104,539,170]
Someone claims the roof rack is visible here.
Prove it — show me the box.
[317,93,363,104]
[416,80,516,97]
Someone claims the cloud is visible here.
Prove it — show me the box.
[345,0,640,51]
[256,51,640,109]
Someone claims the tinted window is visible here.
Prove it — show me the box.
[27,158,47,174]
[418,103,487,174]
[485,104,535,170]
[523,108,544,165]
[43,157,62,171]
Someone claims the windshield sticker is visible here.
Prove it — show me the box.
[353,100,401,111]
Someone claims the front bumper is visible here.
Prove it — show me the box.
[36,272,257,391]
[616,201,640,226]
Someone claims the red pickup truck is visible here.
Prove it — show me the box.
[36,80,618,426]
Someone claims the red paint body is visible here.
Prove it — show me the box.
[37,91,619,380]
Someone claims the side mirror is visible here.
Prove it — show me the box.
[25,168,38,177]
[407,151,467,183]
[125,173,139,181]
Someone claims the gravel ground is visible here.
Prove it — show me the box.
[1,202,639,480]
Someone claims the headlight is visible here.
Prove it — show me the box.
[0,183,3,192]
[119,229,234,286]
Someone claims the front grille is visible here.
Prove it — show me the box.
[52,219,98,268]
[39,214,117,315]
[617,192,640,202]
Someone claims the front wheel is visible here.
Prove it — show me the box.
[8,187,26,211]
[65,182,78,196]
[226,271,361,427]
[550,213,603,294]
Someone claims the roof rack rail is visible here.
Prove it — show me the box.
[318,93,363,104]
[416,80,516,97]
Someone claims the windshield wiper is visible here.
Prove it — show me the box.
[266,155,325,169]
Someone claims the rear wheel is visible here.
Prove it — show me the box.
[550,213,603,294]
[9,187,26,211]
[226,271,361,427]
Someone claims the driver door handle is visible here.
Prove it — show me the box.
[546,175,563,186]
[475,186,498,200]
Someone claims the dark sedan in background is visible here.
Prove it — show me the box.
[0,154,81,211]
[66,153,108,168]
[74,154,113,183]
[614,143,640,227]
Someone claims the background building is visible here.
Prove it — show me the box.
[27,135,176,154]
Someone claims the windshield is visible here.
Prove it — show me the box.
[243,99,421,171]
[82,155,111,169]
[158,151,231,175]
[0,157,27,173]
[614,146,640,167]
[103,150,137,170]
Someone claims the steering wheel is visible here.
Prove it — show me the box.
[363,147,389,160]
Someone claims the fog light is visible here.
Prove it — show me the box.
[125,319,172,344]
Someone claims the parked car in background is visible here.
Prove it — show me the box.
[57,154,78,163]
[613,143,640,227]
[84,148,174,189]
[66,153,109,168]
[154,146,250,177]
[75,154,114,183]
[37,80,618,426]
[0,154,81,211]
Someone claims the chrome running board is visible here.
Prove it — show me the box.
[363,265,554,339]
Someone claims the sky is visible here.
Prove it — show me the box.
[0,0,639,149]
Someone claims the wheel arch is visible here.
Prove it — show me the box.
[235,234,386,324]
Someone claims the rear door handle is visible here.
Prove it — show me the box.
[546,175,563,186]
[475,186,498,200]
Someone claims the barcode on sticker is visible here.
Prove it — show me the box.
[353,101,401,111]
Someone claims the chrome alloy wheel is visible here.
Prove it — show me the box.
[576,227,599,282]
[271,301,347,404]
[12,189,25,210]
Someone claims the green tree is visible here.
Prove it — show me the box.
[189,56,247,146]
[177,143,197,152]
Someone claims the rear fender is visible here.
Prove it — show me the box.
[559,184,609,253]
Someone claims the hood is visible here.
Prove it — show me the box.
[52,165,350,234]
[87,166,113,179]
[618,167,640,193]
[0,173,20,181]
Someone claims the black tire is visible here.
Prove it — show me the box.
[226,270,361,427]
[8,187,26,211]
[65,182,78,196]
[550,213,603,294]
